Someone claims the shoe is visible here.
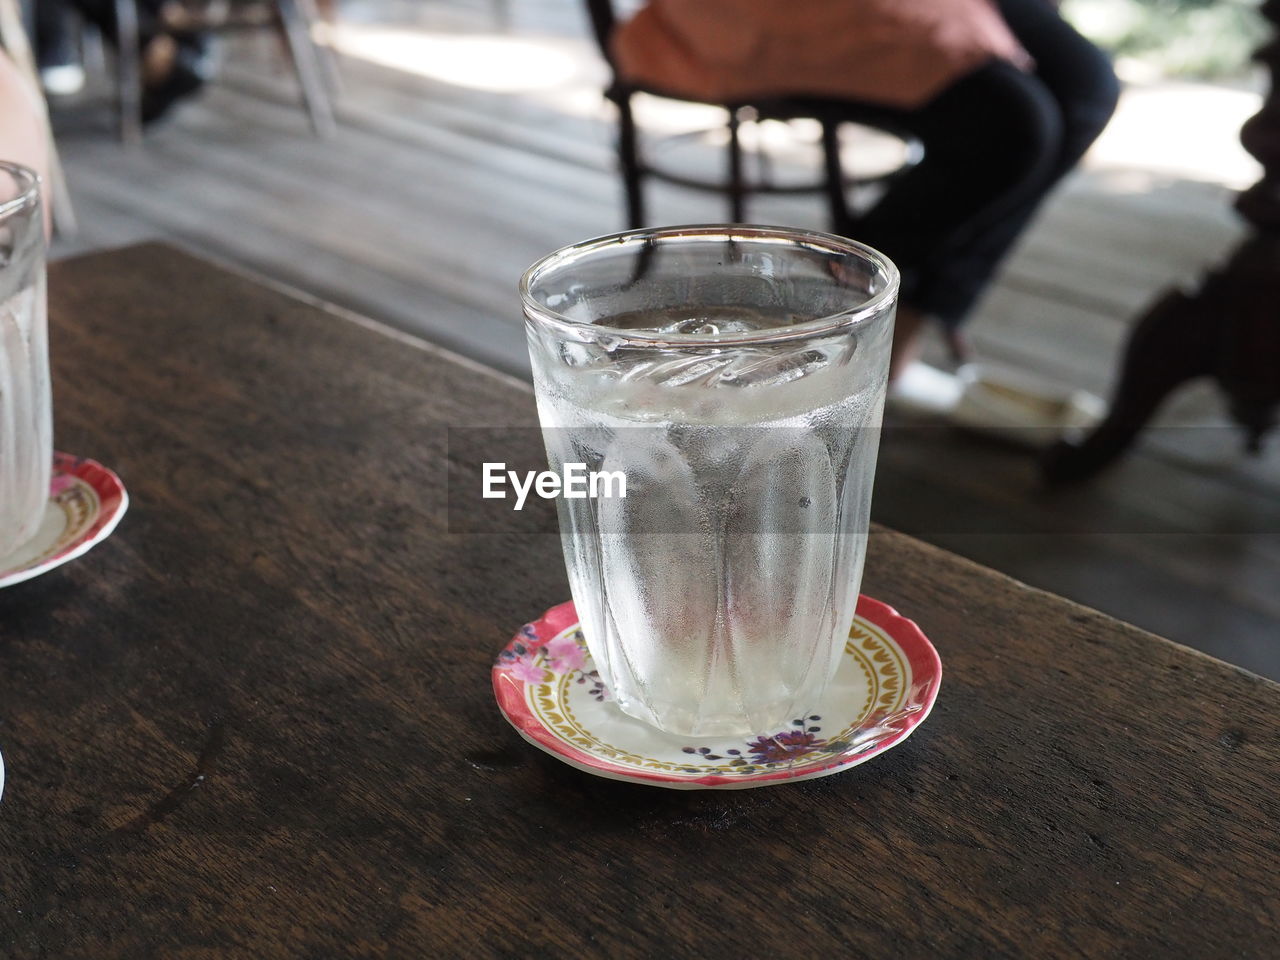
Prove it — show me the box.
[41,64,86,97]
[887,362,964,418]
[949,363,1105,448]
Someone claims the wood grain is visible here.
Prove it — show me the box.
[0,244,1276,958]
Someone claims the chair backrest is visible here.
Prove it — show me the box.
[583,0,617,69]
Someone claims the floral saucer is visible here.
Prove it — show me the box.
[493,596,941,790]
[0,452,128,589]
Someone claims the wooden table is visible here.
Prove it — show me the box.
[1,244,1277,958]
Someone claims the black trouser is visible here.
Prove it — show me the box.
[849,0,1120,327]
[32,0,197,63]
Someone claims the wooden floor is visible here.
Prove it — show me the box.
[48,0,1280,679]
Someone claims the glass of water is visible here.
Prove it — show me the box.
[0,163,50,560]
[521,225,898,737]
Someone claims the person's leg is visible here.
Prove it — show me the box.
[66,0,159,40]
[34,0,76,66]
[998,0,1120,176]
[845,60,1064,371]
[853,3,1119,352]
[914,0,1120,327]
[67,0,214,124]
[851,60,1063,279]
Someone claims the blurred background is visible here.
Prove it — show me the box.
[15,0,1280,677]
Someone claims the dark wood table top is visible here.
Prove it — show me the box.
[1,243,1277,959]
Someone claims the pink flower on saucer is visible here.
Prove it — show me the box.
[545,634,586,674]
[509,657,549,684]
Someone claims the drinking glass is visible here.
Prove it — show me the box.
[0,162,50,560]
[521,225,898,737]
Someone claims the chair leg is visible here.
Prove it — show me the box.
[821,119,850,231]
[617,95,645,229]
[113,0,143,146]
[755,122,774,191]
[493,0,512,31]
[727,108,745,223]
[298,0,343,98]
[276,0,337,138]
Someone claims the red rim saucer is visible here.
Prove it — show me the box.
[494,595,941,790]
[0,452,128,588]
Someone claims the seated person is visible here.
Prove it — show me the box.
[34,0,215,123]
[613,0,1120,383]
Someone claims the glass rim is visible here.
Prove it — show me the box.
[520,223,900,348]
[0,161,41,222]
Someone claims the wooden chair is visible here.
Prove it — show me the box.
[114,0,339,145]
[583,0,921,229]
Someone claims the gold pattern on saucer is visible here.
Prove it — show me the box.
[526,617,910,777]
[27,477,100,567]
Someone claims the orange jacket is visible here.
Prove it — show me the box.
[613,0,1030,109]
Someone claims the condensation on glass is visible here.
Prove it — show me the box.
[522,225,898,737]
[0,163,50,559]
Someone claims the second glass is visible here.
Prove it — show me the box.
[522,226,898,737]
[0,162,49,561]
